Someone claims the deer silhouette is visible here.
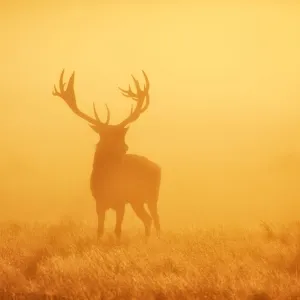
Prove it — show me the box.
[52,70,161,240]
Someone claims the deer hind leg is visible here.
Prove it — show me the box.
[115,204,125,241]
[130,202,152,238]
[147,170,161,237]
[147,200,160,237]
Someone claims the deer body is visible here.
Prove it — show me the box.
[52,70,161,240]
[90,142,161,238]
[91,152,161,208]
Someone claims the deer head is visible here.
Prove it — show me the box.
[52,69,150,156]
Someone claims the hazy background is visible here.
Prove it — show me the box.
[1,0,300,230]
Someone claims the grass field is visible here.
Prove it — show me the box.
[1,219,300,300]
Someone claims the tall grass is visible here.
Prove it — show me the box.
[1,219,300,299]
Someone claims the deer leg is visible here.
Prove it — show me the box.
[96,204,105,240]
[115,204,125,240]
[147,201,160,237]
[130,203,152,238]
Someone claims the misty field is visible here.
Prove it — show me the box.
[1,221,300,300]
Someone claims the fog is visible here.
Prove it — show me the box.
[1,0,300,229]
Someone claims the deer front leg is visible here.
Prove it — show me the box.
[115,204,125,240]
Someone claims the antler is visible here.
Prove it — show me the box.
[52,69,110,126]
[117,70,150,127]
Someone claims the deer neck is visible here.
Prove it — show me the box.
[92,143,125,174]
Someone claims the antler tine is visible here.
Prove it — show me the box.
[129,70,150,112]
[131,75,142,94]
[117,71,150,127]
[93,103,111,125]
[59,69,66,93]
[118,72,148,100]
[104,104,111,125]
[52,69,64,96]
[139,70,150,112]
[52,69,77,112]
[52,69,111,127]
[142,70,150,91]
[118,85,137,99]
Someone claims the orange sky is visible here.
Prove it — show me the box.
[1,1,300,229]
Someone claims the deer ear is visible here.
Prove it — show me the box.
[89,124,99,133]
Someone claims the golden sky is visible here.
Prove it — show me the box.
[1,1,300,228]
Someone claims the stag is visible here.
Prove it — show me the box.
[52,70,161,240]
